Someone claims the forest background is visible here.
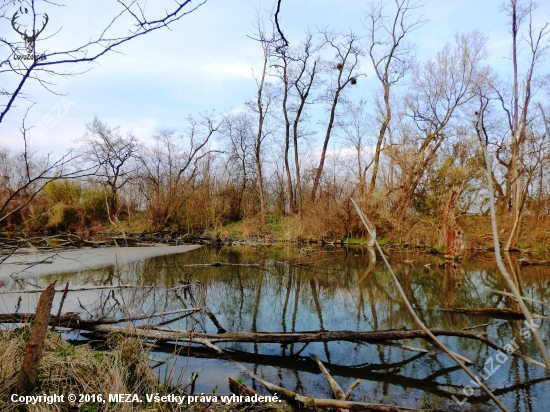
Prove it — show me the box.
[1,0,550,252]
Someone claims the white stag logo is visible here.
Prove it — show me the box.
[11,11,49,54]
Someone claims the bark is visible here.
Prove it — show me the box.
[442,186,465,260]
[50,323,515,346]
[5,313,543,372]
[311,85,343,202]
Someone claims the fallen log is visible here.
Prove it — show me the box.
[77,325,492,343]
[4,313,543,371]
[434,307,547,320]
[0,307,222,329]
[228,378,282,411]
[0,284,159,294]
[181,262,260,268]
[62,324,544,370]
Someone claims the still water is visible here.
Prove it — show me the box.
[1,245,550,411]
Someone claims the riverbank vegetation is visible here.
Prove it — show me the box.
[1,0,549,253]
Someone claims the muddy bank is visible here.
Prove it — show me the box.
[0,244,202,279]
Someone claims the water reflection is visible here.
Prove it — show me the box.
[1,245,549,410]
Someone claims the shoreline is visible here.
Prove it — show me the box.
[0,244,202,279]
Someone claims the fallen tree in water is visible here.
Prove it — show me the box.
[3,313,543,371]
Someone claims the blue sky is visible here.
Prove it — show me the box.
[1,0,548,154]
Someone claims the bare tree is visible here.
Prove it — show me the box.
[272,31,321,213]
[138,114,219,229]
[364,0,426,192]
[336,98,373,194]
[247,13,277,224]
[392,32,488,221]
[221,111,257,220]
[488,0,549,251]
[311,29,363,202]
[78,117,140,223]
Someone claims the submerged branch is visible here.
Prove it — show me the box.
[351,198,509,412]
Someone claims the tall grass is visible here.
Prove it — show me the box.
[0,328,157,412]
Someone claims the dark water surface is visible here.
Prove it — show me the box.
[2,245,550,411]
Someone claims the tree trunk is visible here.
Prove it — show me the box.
[369,83,391,193]
[311,88,341,202]
[281,56,295,213]
[442,187,465,260]
[254,34,269,224]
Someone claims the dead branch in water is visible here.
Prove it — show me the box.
[0,307,227,333]
[351,199,508,412]
[491,290,550,307]
[431,307,547,320]
[476,109,550,375]
[51,281,69,331]
[24,320,541,371]
[203,338,442,412]
[0,284,161,294]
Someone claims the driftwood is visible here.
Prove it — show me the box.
[204,338,442,412]
[312,354,347,400]
[311,353,360,412]
[16,281,57,393]
[229,377,260,397]
[228,378,281,411]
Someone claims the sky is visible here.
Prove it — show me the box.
[0,0,549,155]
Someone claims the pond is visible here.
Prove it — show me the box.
[1,245,549,411]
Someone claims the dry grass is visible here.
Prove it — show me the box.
[0,328,278,412]
[0,328,158,412]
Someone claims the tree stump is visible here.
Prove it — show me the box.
[442,187,465,261]
[16,281,57,393]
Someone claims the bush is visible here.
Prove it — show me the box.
[31,180,109,232]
